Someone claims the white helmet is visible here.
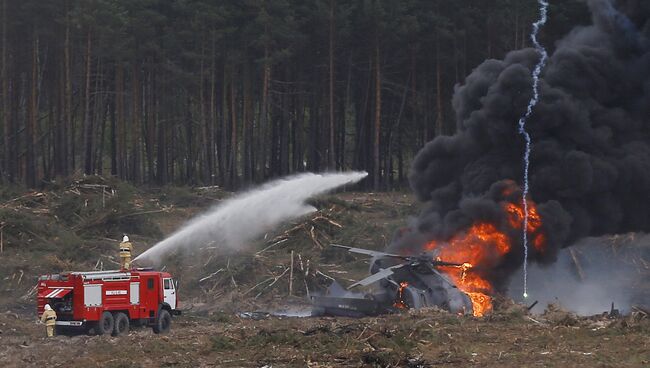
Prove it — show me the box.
[44,304,52,311]
[122,235,129,242]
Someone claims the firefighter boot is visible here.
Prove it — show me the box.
[46,325,54,337]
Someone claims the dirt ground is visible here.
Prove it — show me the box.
[1,307,648,368]
[0,179,649,367]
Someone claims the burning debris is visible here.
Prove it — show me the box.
[423,181,547,316]
[388,0,650,315]
[311,245,474,317]
[377,181,549,316]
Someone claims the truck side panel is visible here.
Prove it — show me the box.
[139,275,160,321]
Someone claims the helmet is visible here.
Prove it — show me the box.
[44,304,52,311]
[122,235,129,242]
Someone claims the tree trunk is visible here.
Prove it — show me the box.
[279,67,290,175]
[294,77,305,172]
[131,62,141,182]
[242,59,252,183]
[26,30,38,187]
[93,59,104,175]
[373,41,381,189]
[340,56,352,169]
[64,6,72,175]
[110,90,117,176]
[220,62,229,186]
[208,34,216,184]
[354,54,371,171]
[199,44,208,183]
[229,65,238,188]
[156,70,166,184]
[435,32,444,136]
[143,64,155,182]
[96,66,107,176]
[45,90,54,179]
[54,68,65,178]
[185,96,193,184]
[83,29,94,174]
[259,42,270,179]
[328,0,336,170]
[115,64,125,178]
[410,46,418,143]
[386,74,409,189]
[1,0,10,181]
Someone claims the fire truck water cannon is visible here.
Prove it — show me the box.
[37,268,181,336]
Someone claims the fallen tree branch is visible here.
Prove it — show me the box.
[526,316,546,326]
[199,269,224,283]
[116,208,169,219]
[316,270,335,281]
[255,267,290,299]
[243,277,275,296]
[21,285,38,301]
[308,226,322,248]
[255,238,288,256]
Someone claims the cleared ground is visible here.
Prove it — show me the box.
[1,308,648,367]
[0,177,648,367]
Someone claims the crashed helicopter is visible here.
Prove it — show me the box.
[310,244,475,317]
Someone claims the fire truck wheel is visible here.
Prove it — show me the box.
[153,309,171,334]
[112,312,130,337]
[96,311,114,335]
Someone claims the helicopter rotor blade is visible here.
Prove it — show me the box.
[348,264,408,289]
[331,244,408,260]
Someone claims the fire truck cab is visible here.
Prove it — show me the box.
[37,269,180,336]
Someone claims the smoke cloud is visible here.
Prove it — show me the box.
[508,235,650,315]
[135,172,367,265]
[395,0,650,291]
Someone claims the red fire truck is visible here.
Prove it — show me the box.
[37,269,180,336]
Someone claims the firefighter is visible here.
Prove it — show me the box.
[40,304,57,337]
[119,235,134,270]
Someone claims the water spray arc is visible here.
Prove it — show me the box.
[134,171,367,265]
[518,0,548,299]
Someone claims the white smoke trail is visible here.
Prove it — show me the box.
[135,171,368,265]
[518,0,549,298]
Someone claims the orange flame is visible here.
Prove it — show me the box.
[504,201,545,253]
[426,198,546,317]
[393,282,409,309]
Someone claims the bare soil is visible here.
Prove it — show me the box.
[1,308,648,367]
[0,179,648,367]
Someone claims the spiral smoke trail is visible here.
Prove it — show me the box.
[518,0,549,298]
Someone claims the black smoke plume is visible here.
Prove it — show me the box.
[392,0,650,291]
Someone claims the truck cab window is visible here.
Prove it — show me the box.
[164,279,172,290]
[147,278,154,289]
